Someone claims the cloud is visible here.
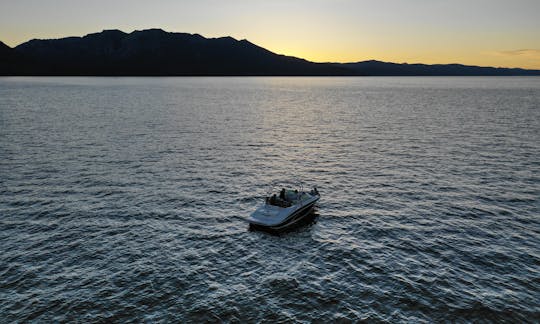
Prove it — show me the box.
[491,49,540,57]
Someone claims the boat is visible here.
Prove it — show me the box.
[247,187,320,232]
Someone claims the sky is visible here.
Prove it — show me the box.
[1,0,540,69]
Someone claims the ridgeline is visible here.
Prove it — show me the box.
[1,29,539,76]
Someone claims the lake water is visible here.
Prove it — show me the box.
[1,77,539,322]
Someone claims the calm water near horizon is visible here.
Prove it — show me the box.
[1,76,539,322]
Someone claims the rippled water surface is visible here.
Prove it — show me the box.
[1,77,539,322]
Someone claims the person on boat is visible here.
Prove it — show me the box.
[269,194,277,206]
[279,188,286,200]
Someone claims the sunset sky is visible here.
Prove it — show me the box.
[1,0,539,69]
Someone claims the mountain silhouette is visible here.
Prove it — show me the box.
[7,29,349,76]
[1,29,540,76]
[0,40,20,74]
[0,40,11,54]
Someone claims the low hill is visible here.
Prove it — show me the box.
[343,60,540,76]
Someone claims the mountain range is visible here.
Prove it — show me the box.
[1,29,539,76]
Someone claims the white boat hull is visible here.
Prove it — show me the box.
[247,193,320,231]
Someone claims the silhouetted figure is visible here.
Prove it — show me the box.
[269,194,277,206]
[279,188,286,200]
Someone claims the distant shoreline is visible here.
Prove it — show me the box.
[2,29,540,76]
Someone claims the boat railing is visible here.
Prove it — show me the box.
[264,181,317,209]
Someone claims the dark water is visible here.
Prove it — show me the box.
[1,77,539,322]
